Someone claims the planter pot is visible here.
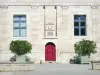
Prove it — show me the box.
[81,55,90,64]
[16,55,26,63]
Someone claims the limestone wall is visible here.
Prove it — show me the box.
[0,2,100,63]
[0,0,100,3]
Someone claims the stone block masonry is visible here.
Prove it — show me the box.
[0,62,34,71]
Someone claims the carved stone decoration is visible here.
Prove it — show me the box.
[46,22,54,31]
[44,6,57,37]
[46,22,55,36]
[48,25,52,30]
[46,22,54,25]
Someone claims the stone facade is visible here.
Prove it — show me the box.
[0,0,100,64]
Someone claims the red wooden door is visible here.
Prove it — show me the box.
[45,44,56,61]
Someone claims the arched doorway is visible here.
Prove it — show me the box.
[45,42,56,61]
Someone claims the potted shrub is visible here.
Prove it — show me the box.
[74,39,97,64]
[9,40,32,63]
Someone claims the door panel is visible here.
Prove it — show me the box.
[45,44,56,61]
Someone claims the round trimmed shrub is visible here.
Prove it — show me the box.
[74,39,97,56]
[9,40,32,56]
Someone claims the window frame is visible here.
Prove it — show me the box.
[74,15,86,36]
[13,15,27,37]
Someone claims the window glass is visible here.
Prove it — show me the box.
[81,22,85,26]
[13,15,26,37]
[20,29,26,37]
[14,22,19,28]
[20,22,26,28]
[14,29,19,37]
[13,16,19,21]
[74,22,79,26]
[74,15,79,20]
[74,15,86,36]
[74,28,79,36]
[80,15,86,20]
[20,17,26,21]
[81,28,86,35]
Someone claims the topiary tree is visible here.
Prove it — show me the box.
[9,40,32,56]
[74,39,97,56]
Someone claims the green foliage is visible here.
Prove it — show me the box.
[9,40,32,56]
[70,56,81,64]
[74,39,97,56]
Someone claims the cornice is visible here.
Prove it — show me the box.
[0,5,8,9]
[61,6,69,9]
[0,4,100,9]
[31,5,39,9]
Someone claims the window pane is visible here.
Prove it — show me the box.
[74,15,79,20]
[14,29,19,36]
[20,22,26,27]
[20,16,26,21]
[81,28,86,35]
[13,15,26,37]
[81,22,86,26]
[74,28,79,36]
[14,22,19,27]
[74,22,79,26]
[80,15,86,20]
[13,16,19,21]
[20,29,26,37]
[20,17,26,21]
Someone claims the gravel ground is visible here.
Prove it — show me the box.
[0,63,100,75]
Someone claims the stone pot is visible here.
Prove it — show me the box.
[81,55,90,64]
[16,55,26,63]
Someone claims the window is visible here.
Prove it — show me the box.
[13,15,26,37]
[74,15,86,36]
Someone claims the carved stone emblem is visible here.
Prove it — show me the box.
[46,22,54,25]
[46,22,54,31]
